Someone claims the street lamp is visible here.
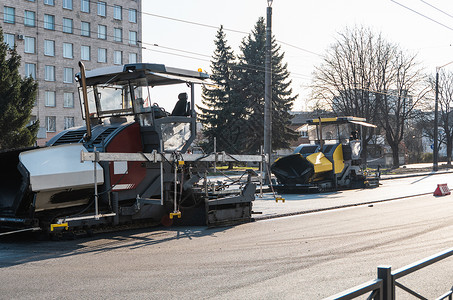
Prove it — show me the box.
[263,0,272,183]
[434,60,453,171]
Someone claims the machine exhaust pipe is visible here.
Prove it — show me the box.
[78,61,92,141]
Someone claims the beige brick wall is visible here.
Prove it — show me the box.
[2,0,142,146]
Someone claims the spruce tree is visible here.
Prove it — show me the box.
[0,29,38,150]
[198,26,245,153]
[235,17,298,154]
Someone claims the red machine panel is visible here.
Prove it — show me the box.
[106,122,146,191]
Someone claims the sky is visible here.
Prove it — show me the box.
[141,0,453,112]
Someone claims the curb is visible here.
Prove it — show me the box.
[380,169,453,180]
[252,192,434,221]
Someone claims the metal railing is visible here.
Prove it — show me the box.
[327,279,383,300]
[325,247,453,300]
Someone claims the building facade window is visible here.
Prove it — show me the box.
[98,48,107,63]
[97,25,106,39]
[81,21,90,36]
[63,18,73,33]
[4,7,15,24]
[113,50,122,65]
[81,45,90,61]
[63,0,73,10]
[129,53,137,64]
[113,28,122,42]
[46,116,56,132]
[45,91,56,107]
[24,37,36,54]
[64,117,75,130]
[3,33,14,49]
[300,130,308,137]
[64,92,74,108]
[44,14,55,30]
[25,63,36,79]
[24,11,36,27]
[45,65,55,81]
[81,0,90,13]
[44,0,55,5]
[129,31,137,45]
[63,68,73,83]
[44,40,55,56]
[113,5,122,20]
[63,43,73,58]
[97,1,106,16]
[129,8,137,23]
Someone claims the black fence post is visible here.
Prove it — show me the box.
[377,266,392,300]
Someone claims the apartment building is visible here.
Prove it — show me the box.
[1,0,142,145]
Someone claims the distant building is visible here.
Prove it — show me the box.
[2,0,142,145]
[288,111,312,148]
[288,111,336,146]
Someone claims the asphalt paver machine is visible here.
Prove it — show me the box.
[0,62,265,236]
[271,116,379,193]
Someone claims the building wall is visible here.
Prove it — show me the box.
[2,0,142,145]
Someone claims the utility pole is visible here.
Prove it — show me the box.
[434,70,439,171]
[263,0,273,183]
[433,60,453,171]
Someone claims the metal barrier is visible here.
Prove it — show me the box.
[325,247,453,300]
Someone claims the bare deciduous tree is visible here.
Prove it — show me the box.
[429,70,453,165]
[312,26,429,168]
[312,27,388,162]
[377,51,428,167]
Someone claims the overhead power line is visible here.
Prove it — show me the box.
[137,8,321,57]
[390,0,453,32]
[277,41,322,57]
[0,9,314,83]
[419,0,453,21]
[144,11,321,57]
[142,12,249,36]
[96,1,322,57]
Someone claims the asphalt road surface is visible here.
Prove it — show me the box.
[1,178,453,299]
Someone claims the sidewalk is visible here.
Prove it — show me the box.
[380,163,453,180]
[251,165,453,221]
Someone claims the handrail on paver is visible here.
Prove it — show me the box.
[325,247,453,300]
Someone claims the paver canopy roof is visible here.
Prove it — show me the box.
[76,63,210,87]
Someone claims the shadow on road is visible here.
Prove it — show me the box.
[410,174,434,184]
[0,225,229,268]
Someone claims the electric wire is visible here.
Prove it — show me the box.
[0,12,312,83]
[2,3,322,61]
[105,2,322,57]
[141,11,249,36]
[278,40,322,57]
[419,0,453,21]
[390,0,453,32]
